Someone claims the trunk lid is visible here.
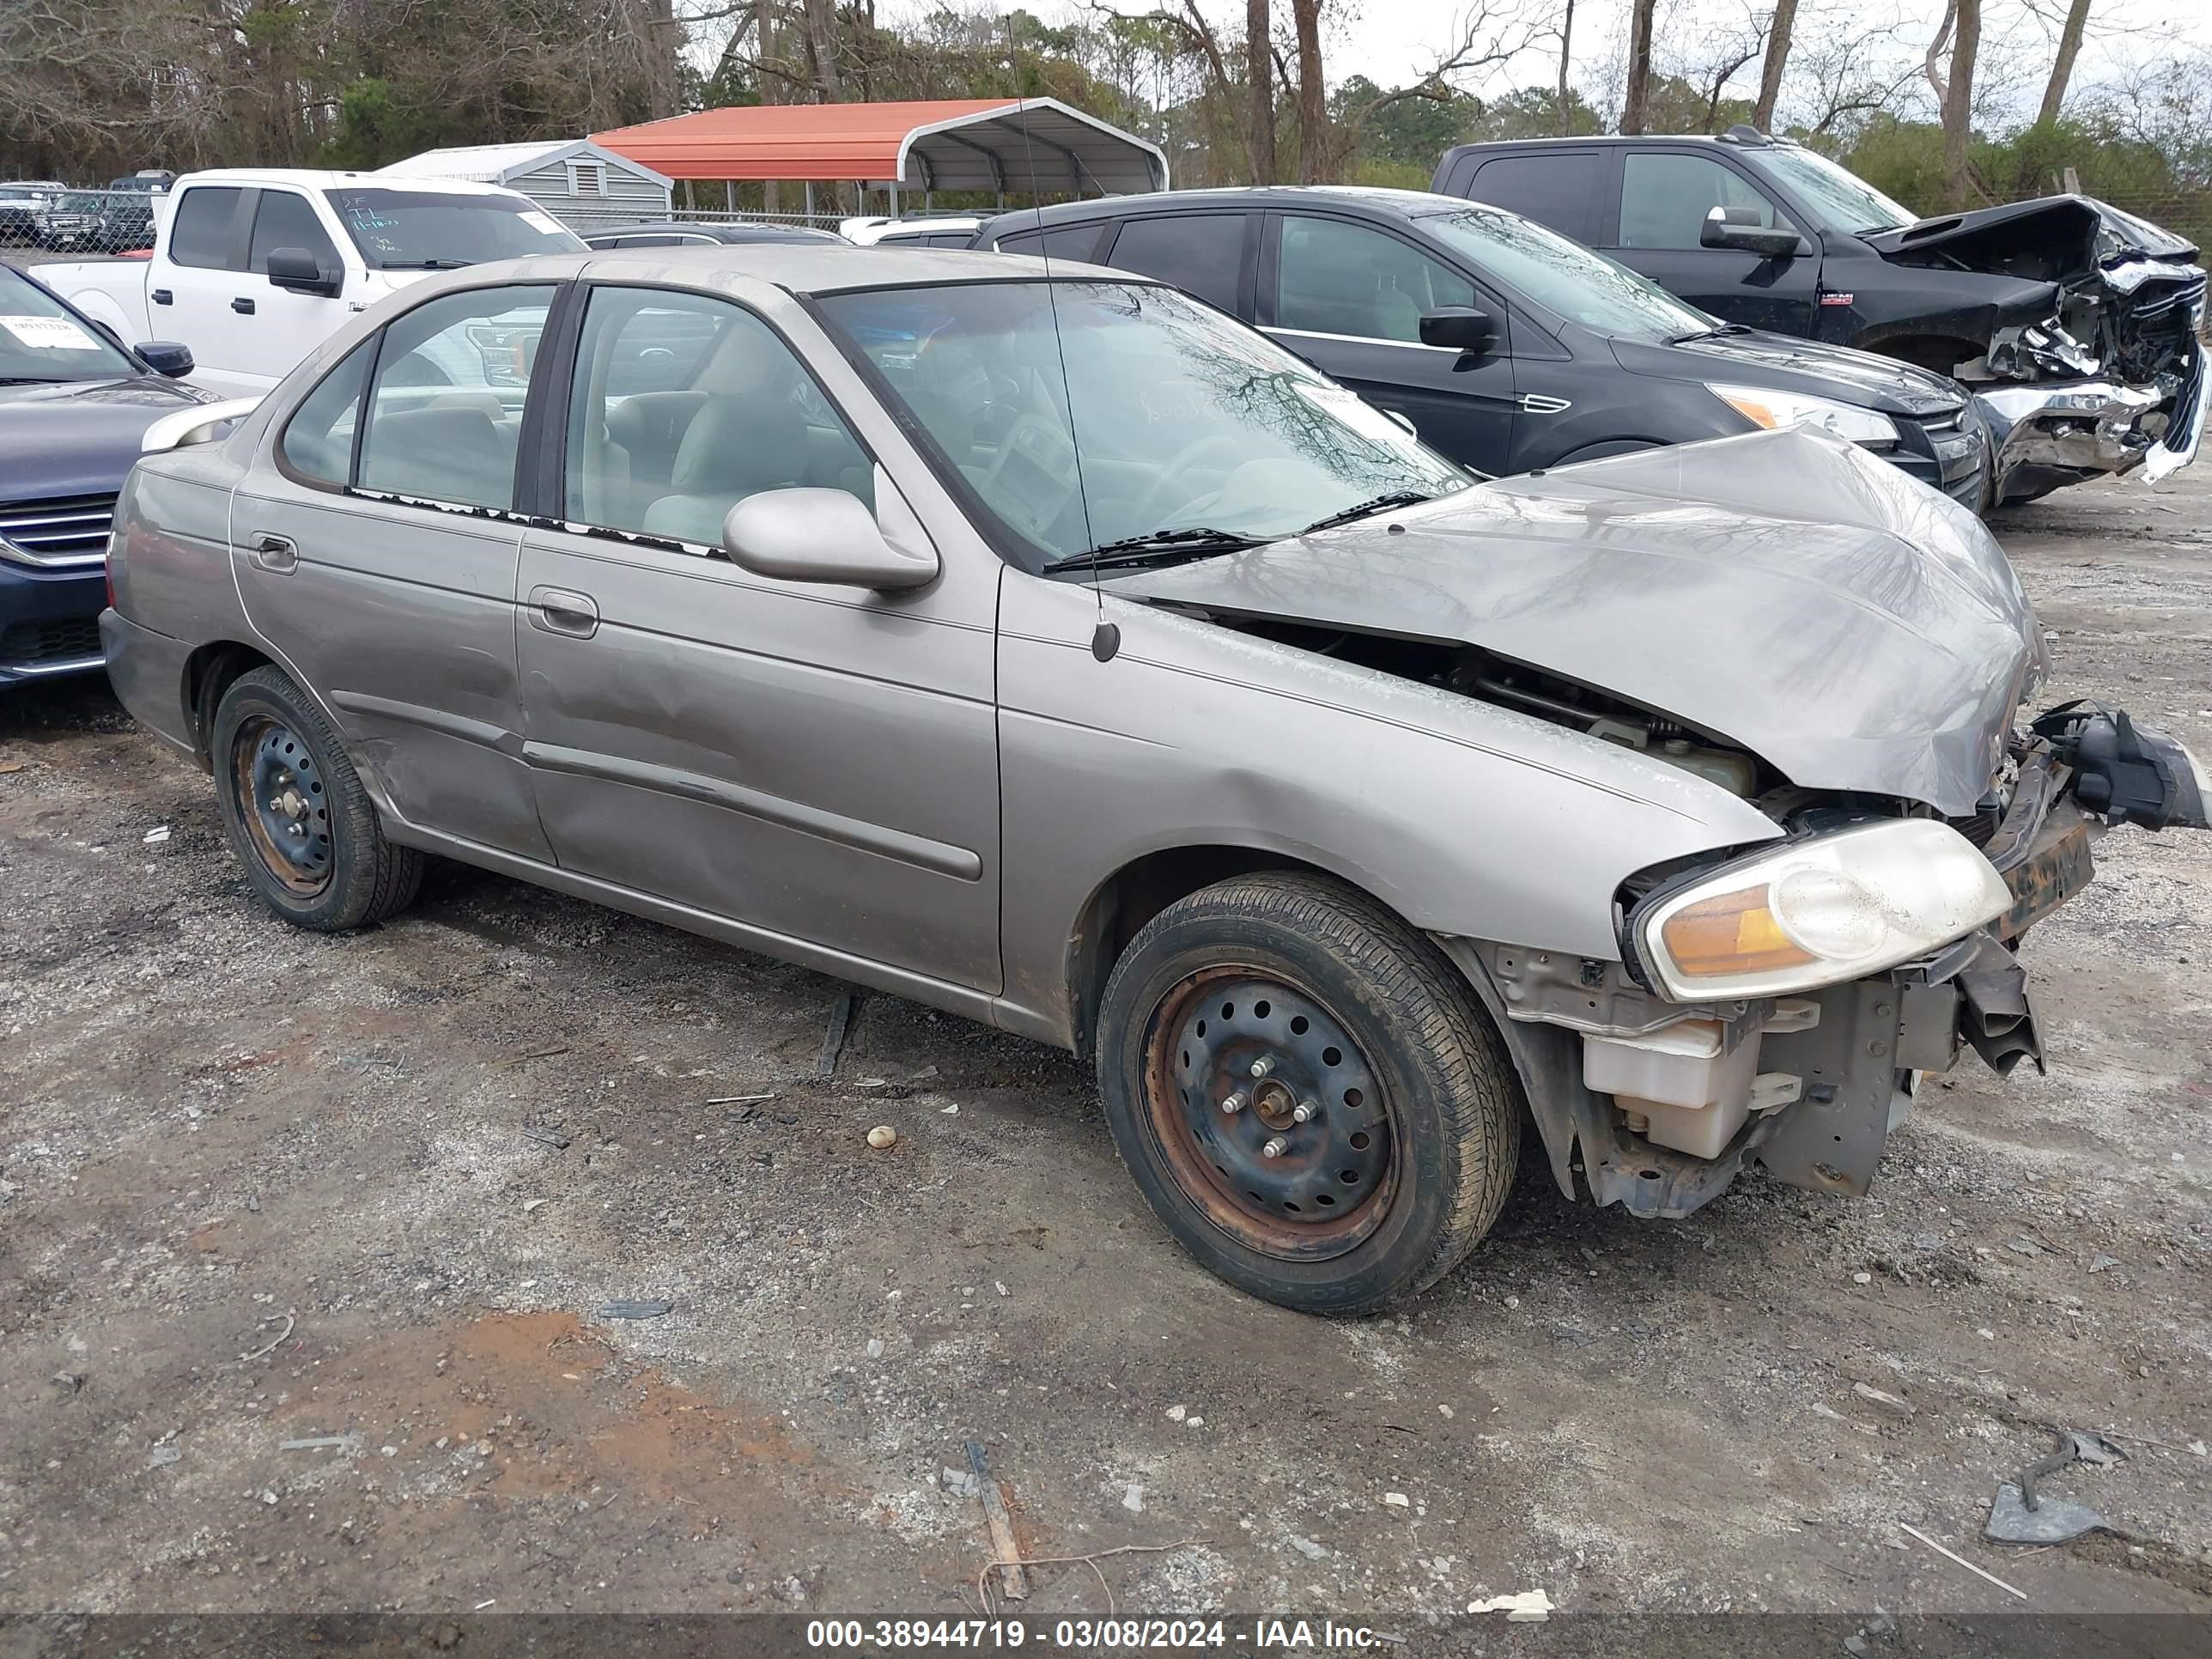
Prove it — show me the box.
[1100,428,2043,817]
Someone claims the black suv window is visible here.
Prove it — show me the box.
[1616,153,1792,250]
[168,186,246,270]
[995,223,1104,261]
[1465,152,1607,245]
[1102,214,1246,312]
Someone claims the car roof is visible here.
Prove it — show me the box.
[982,185,1472,234]
[428,243,1137,297]
[172,168,536,197]
[587,221,846,242]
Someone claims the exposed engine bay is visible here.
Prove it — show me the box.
[1869,195,2209,503]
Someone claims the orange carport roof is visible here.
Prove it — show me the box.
[593,98,1168,194]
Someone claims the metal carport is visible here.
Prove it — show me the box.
[592,98,1167,211]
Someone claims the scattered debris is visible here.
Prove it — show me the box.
[941,1466,981,1498]
[520,1128,571,1150]
[966,1441,1029,1601]
[1984,1431,2126,1545]
[51,1370,82,1395]
[2087,1253,2121,1273]
[506,1045,569,1065]
[1897,1522,2027,1601]
[1382,1492,1411,1509]
[817,991,859,1079]
[147,1444,181,1469]
[707,1093,776,1106]
[909,1065,939,1084]
[1165,1405,1187,1422]
[940,1103,959,1115]
[865,1338,884,1358]
[598,1299,672,1321]
[143,826,171,844]
[1289,1535,1328,1559]
[1122,1483,1145,1513]
[239,1308,296,1362]
[0,760,26,775]
[278,1434,363,1454]
[866,1125,896,1150]
[521,1198,547,1213]
[1851,1272,1873,1285]
[1852,1382,1916,1417]
[1468,1589,1553,1622]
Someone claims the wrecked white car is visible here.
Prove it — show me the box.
[101,252,2209,1313]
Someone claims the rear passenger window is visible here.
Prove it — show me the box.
[278,341,374,486]
[356,284,554,511]
[1617,154,1792,249]
[1103,214,1245,311]
[1468,153,1607,246]
[563,287,872,548]
[168,186,244,270]
[996,223,1104,261]
[249,190,341,274]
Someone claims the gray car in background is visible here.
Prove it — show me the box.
[100,247,2207,1313]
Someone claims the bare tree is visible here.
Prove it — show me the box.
[1247,0,1276,183]
[800,0,842,99]
[1290,0,1325,181]
[1620,0,1656,133]
[2036,0,2093,125]
[1937,0,1981,205]
[1753,0,1799,131]
[1554,0,1576,133]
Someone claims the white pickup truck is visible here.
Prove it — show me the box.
[45,168,585,398]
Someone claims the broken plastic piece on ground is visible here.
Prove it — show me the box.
[598,1298,673,1320]
[1984,1429,2127,1545]
[1468,1589,1554,1622]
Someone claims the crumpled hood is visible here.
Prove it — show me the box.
[1866,193,2200,283]
[1102,428,2044,817]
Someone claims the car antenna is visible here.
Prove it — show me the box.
[1012,94,1117,662]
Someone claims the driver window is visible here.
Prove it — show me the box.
[1274,216,1477,344]
[563,287,872,548]
[1617,154,1793,249]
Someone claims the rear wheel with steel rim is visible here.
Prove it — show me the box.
[1097,871,1522,1315]
[211,666,422,932]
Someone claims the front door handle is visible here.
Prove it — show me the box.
[232,296,256,315]
[152,288,173,306]
[529,585,599,639]
[249,532,297,573]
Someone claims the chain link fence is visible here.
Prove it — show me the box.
[0,185,164,262]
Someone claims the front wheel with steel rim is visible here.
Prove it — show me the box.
[1096,871,1522,1315]
[211,666,422,932]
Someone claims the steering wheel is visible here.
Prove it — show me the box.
[1127,434,1251,531]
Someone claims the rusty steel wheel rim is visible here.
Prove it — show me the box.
[231,714,334,899]
[1141,964,1398,1260]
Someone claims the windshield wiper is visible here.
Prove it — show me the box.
[1299,490,1434,535]
[1667,322,1753,344]
[1041,526,1269,574]
[380,258,471,270]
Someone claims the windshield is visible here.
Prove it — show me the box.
[326,188,585,269]
[59,193,101,211]
[815,280,1470,574]
[1413,205,1714,343]
[0,265,140,383]
[1754,146,1918,234]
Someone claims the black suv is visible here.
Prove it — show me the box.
[972,186,1990,508]
[1432,130,2207,503]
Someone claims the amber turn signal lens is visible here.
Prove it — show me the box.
[1658,884,1816,978]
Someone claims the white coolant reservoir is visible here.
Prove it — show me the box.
[1581,1006,1808,1160]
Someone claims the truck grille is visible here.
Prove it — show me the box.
[0,617,103,667]
[0,494,117,568]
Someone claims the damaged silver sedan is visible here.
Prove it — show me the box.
[101,248,2209,1313]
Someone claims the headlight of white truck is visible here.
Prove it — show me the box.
[1633,818,2009,1000]
[1708,383,1900,449]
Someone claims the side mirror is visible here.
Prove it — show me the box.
[1699,205,1807,259]
[133,340,195,378]
[720,488,939,591]
[266,246,341,298]
[1419,307,1496,355]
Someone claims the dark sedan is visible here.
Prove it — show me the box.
[0,261,208,687]
[973,186,1991,511]
[581,220,849,250]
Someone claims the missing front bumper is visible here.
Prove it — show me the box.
[1977,341,2207,504]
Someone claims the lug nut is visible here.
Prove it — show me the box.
[1249,1055,1275,1079]
[1291,1100,1316,1123]
[1261,1135,1288,1158]
[1220,1091,1247,1115]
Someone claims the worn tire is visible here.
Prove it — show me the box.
[210,665,422,932]
[1096,872,1522,1315]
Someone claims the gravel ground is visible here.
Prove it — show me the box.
[1,465,2207,1632]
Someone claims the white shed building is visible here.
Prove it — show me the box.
[376,139,672,231]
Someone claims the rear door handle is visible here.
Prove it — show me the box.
[249,532,298,573]
[232,296,256,315]
[529,586,599,639]
[152,289,173,306]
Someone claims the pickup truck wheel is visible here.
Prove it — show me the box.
[211,666,422,932]
[1096,872,1520,1315]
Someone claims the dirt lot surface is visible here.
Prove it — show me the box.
[2,467,2208,1635]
